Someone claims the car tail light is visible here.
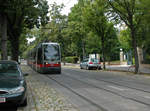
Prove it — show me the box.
[89,62,93,64]
[98,62,101,64]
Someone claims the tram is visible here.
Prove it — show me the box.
[27,42,61,74]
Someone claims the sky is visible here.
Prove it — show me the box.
[47,0,78,15]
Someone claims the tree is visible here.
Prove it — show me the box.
[136,0,150,53]
[0,0,8,60]
[66,2,87,60]
[107,0,150,73]
[103,23,120,62]
[86,32,101,55]
[0,0,49,61]
[25,3,70,59]
[83,0,117,69]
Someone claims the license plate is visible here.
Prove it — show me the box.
[0,98,6,103]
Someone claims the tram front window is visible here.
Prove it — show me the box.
[43,44,60,62]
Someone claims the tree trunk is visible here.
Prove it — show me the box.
[10,35,19,62]
[82,40,85,59]
[0,15,8,60]
[101,35,106,69]
[0,15,1,54]
[137,47,143,65]
[131,29,139,74]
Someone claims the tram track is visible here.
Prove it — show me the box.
[62,72,150,107]
[45,72,150,110]
[46,75,108,111]
[64,68,150,93]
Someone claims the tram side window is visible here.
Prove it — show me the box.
[37,47,42,64]
[33,51,36,62]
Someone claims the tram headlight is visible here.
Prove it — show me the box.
[44,62,48,64]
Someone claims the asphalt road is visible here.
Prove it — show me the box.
[44,67,150,111]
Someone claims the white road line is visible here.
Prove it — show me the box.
[107,85,127,91]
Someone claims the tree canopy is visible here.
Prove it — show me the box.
[0,0,49,61]
[107,0,150,73]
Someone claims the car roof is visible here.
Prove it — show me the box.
[0,60,18,64]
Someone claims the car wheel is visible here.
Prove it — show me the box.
[20,98,27,107]
[86,66,90,70]
[98,66,102,70]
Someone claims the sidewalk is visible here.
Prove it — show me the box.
[62,63,150,74]
[18,65,78,111]
[106,64,150,74]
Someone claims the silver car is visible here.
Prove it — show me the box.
[80,58,101,70]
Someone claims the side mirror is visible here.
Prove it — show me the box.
[23,73,29,77]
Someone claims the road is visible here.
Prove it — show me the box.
[43,67,150,111]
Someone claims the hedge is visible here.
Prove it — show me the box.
[64,56,79,63]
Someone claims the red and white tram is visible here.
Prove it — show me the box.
[27,42,61,74]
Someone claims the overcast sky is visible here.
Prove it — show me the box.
[47,0,78,15]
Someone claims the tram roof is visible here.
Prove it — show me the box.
[41,42,59,45]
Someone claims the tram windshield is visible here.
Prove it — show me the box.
[43,44,60,61]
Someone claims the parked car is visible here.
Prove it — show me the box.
[0,60,28,106]
[80,58,101,70]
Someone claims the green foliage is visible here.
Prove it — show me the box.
[82,0,119,68]
[119,29,132,52]
[66,3,87,58]
[64,56,79,63]
[144,55,150,64]
[0,0,49,61]
[107,0,150,73]
[104,23,120,61]
[85,32,101,54]
[19,30,28,57]
[107,0,150,46]
[24,3,71,59]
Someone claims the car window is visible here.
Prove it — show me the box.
[83,59,88,62]
[90,58,99,63]
[0,63,20,76]
[82,59,85,62]
[85,59,88,62]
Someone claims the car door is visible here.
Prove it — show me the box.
[83,59,88,69]
[80,61,84,69]
[81,59,85,69]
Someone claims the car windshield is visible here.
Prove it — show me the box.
[0,63,20,77]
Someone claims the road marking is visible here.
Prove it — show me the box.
[107,85,127,91]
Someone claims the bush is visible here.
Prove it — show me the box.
[144,55,150,64]
[65,56,79,63]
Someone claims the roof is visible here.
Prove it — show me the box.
[42,42,59,45]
